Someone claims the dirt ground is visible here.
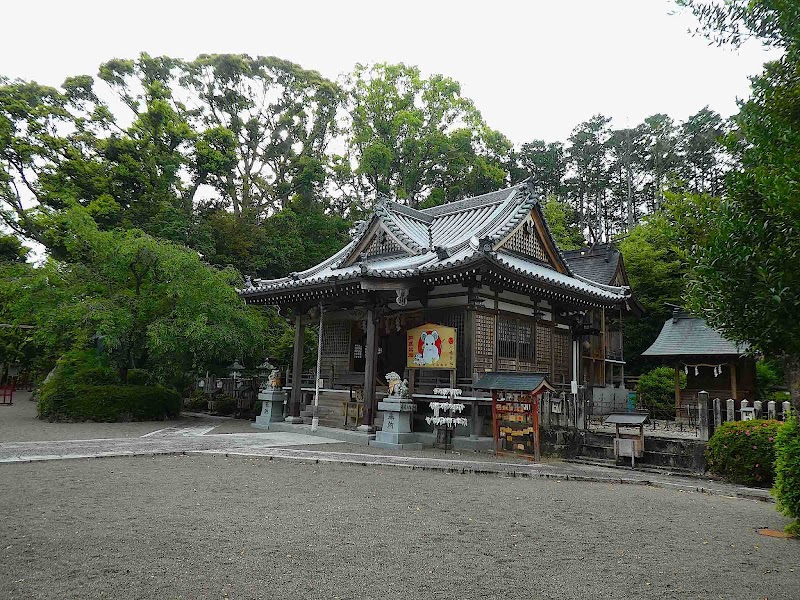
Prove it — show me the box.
[1,453,798,600]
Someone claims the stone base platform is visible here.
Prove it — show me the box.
[253,421,376,445]
[368,439,424,450]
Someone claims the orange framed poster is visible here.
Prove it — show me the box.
[406,323,456,369]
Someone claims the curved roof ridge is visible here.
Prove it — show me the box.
[385,201,434,224]
[571,271,629,295]
[433,184,525,254]
[251,239,358,288]
[375,201,426,252]
[420,185,517,217]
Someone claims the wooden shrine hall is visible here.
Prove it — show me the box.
[641,309,756,413]
[240,181,638,433]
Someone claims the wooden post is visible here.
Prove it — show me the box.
[730,362,738,400]
[600,307,606,385]
[533,395,540,462]
[286,313,305,423]
[492,391,499,455]
[360,307,378,431]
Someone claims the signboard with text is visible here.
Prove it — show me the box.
[406,323,456,370]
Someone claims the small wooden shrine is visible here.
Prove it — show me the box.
[240,181,638,433]
[641,309,756,412]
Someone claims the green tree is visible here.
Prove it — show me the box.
[511,140,566,198]
[619,192,720,366]
[180,54,342,216]
[541,196,584,251]
[677,107,729,196]
[565,115,611,238]
[680,0,800,406]
[0,233,28,262]
[340,63,511,210]
[6,206,270,385]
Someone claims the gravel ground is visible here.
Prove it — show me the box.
[1,454,798,600]
[0,392,184,441]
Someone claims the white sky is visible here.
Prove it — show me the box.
[0,0,777,145]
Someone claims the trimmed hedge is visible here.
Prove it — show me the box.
[706,419,782,487]
[773,414,800,536]
[38,350,180,422]
[65,385,180,421]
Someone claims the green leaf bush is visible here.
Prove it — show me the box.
[637,366,686,418]
[706,419,782,487]
[773,414,800,536]
[38,350,180,422]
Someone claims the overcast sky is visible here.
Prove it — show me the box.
[1,0,776,144]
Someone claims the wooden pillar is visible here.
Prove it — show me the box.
[550,304,556,382]
[287,313,305,423]
[730,362,738,400]
[360,308,378,430]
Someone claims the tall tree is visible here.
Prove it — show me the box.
[339,63,511,210]
[680,0,800,405]
[512,140,566,198]
[179,54,342,217]
[565,114,612,238]
[677,106,729,196]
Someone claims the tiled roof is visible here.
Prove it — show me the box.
[641,314,747,357]
[241,183,631,305]
[473,371,555,392]
[563,243,621,286]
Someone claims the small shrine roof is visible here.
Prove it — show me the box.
[473,371,555,392]
[641,312,748,357]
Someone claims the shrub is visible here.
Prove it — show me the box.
[210,394,236,416]
[38,350,180,421]
[183,391,208,411]
[637,366,685,417]
[126,369,150,386]
[773,413,800,536]
[706,419,782,487]
[756,359,785,401]
[64,385,180,421]
[38,350,118,418]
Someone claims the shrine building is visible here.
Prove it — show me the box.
[240,181,638,433]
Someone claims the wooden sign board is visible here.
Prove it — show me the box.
[406,323,456,370]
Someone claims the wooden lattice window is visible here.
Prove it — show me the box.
[518,321,534,361]
[363,229,404,257]
[554,329,570,379]
[502,216,548,263]
[475,312,495,364]
[322,321,350,357]
[536,323,552,370]
[497,317,517,359]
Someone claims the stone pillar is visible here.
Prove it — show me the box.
[753,400,762,418]
[768,400,777,420]
[698,391,710,441]
[726,398,735,422]
[783,401,791,420]
[254,389,288,429]
[741,398,749,410]
[286,313,305,423]
[713,397,722,428]
[370,398,420,449]
[469,400,481,440]
[359,308,378,431]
